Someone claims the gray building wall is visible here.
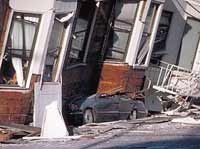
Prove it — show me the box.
[161,0,186,65]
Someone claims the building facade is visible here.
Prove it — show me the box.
[0,0,165,124]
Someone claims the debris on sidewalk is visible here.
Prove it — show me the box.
[74,117,171,137]
[172,117,200,125]
[147,61,200,115]
[0,123,40,143]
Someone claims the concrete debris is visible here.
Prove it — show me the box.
[172,117,200,125]
[74,117,171,137]
[172,73,200,97]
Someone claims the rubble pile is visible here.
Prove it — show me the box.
[171,72,200,97]
[152,70,200,118]
[0,123,40,143]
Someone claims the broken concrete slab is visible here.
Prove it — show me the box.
[0,123,40,143]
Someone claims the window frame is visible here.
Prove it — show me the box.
[43,13,68,82]
[0,11,41,88]
[150,10,173,64]
[67,1,96,66]
[104,1,139,62]
[135,3,158,65]
[131,2,164,68]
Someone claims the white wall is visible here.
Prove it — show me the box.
[10,0,55,13]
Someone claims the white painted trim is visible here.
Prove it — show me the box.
[0,10,13,70]
[125,1,147,66]
[140,0,152,23]
[54,12,75,82]
[152,0,165,4]
[145,4,164,66]
[192,33,200,72]
[83,2,100,63]
[26,10,55,88]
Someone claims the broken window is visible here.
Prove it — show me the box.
[151,11,172,64]
[43,14,65,82]
[135,3,158,65]
[0,13,40,87]
[68,1,95,65]
[105,1,138,61]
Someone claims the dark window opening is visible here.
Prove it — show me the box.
[151,11,173,64]
[68,1,96,65]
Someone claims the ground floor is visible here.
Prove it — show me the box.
[1,116,200,149]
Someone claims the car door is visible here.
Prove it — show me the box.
[94,96,120,122]
[119,97,133,120]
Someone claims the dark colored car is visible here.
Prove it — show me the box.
[65,92,148,125]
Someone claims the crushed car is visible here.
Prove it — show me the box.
[65,91,148,125]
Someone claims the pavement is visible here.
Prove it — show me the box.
[1,119,200,149]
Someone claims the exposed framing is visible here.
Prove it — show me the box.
[126,1,164,68]
[26,10,55,88]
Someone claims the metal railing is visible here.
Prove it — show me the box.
[146,60,192,95]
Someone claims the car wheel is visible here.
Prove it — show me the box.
[84,109,94,124]
[129,110,137,120]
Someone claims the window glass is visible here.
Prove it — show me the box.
[105,1,138,61]
[43,15,65,82]
[153,11,172,52]
[0,13,40,87]
[68,2,95,65]
[150,11,172,64]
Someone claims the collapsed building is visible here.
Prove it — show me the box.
[0,0,166,126]
[145,0,200,112]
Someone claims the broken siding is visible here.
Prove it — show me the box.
[97,63,145,93]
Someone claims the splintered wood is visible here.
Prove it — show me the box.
[0,123,40,142]
[75,117,171,137]
[0,129,12,141]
